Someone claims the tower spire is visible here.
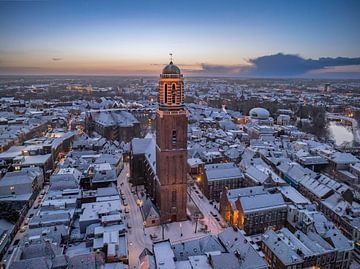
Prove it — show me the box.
[169,52,173,63]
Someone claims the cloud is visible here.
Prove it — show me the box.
[52,57,63,61]
[246,53,360,77]
[183,63,249,77]
[183,53,360,78]
[199,64,244,74]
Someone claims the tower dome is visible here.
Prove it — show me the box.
[158,59,184,110]
[162,61,181,75]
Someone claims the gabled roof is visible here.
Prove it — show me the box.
[262,229,303,266]
[244,165,268,183]
[218,228,268,269]
[142,197,160,220]
[239,192,286,213]
[205,163,242,181]
[172,235,225,261]
[226,186,267,200]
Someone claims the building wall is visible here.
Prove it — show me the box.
[241,207,287,235]
[129,154,145,186]
[206,177,243,202]
[156,110,188,222]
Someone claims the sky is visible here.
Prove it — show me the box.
[0,0,359,77]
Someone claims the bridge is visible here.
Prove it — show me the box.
[88,107,156,113]
[335,145,360,155]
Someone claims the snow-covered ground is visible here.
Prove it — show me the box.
[118,163,227,268]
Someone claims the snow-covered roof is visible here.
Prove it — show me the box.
[205,162,242,181]
[239,192,286,213]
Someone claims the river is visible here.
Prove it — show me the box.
[328,121,354,146]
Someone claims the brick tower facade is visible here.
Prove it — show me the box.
[156,60,187,222]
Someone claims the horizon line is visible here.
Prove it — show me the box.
[0,74,359,80]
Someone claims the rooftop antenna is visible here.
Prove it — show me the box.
[169,52,173,63]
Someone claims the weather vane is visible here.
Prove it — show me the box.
[169,52,173,62]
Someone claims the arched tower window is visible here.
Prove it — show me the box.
[172,129,177,146]
[171,84,176,104]
[180,84,183,103]
[164,84,168,104]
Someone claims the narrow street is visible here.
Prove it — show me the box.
[188,183,225,235]
[117,163,152,269]
[2,184,49,266]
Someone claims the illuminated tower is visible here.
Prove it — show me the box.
[156,57,187,222]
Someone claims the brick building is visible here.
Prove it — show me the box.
[220,186,287,235]
[85,110,140,143]
[130,60,188,223]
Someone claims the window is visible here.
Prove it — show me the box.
[172,130,177,146]
[179,85,182,103]
[171,190,176,206]
[164,84,168,103]
[171,84,176,104]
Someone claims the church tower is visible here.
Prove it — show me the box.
[156,58,187,222]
